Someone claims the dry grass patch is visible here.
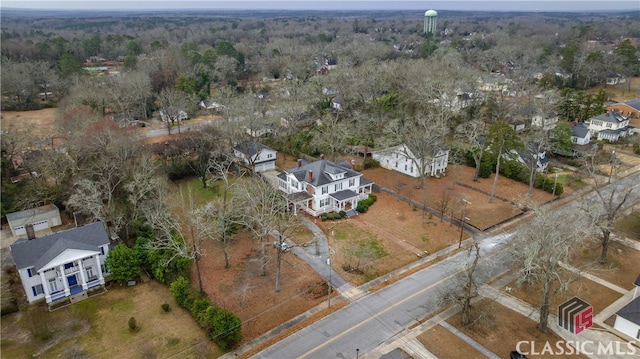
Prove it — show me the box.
[502,270,623,317]
[447,299,589,359]
[417,324,485,358]
[0,281,218,359]
[570,238,640,291]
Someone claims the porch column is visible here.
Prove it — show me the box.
[39,271,51,302]
[78,259,88,290]
[95,256,105,285]
[59,264,70,296]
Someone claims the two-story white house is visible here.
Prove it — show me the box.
[276,159,374,216]
[9,221,110,306]
[234,141,277,173]
[586,111,631,142]
[371,144,449,178]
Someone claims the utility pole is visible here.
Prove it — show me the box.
[458,199,471,249]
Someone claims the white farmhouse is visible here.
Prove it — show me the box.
[371,144,449,178]
[277,159,374,217]
[9,222,110,306]
[586,111,631,142]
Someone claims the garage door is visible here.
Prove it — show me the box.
[12,220,49,236]
[33,220,49,231]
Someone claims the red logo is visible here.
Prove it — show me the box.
[558,297,593,334]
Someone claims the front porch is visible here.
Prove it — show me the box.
[40,254,107,307]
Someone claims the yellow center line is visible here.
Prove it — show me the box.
[299,243,510,358]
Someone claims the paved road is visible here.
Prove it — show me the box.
[253,170,640,358]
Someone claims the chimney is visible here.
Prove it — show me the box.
[297,159,302,167]
[308,170,313,182]
[350,159,355,170]
[25,224,36,240]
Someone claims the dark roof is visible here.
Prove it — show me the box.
[616,296,640,325]
[9,222,110,271]
[623,99,640,111]
[281,160,360,187]
[591,111,628,124]
[330,189,359,201]
[6,204,59,222]
[572,123,590,138]
[234,141,274,157]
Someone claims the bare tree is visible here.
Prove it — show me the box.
[512,205,591,333]
[157,87,196,135]
[580,150,634,264]
[434,187,455,222]
[455,119,487,182]
[439,241,484,325]
[486,121,523,203]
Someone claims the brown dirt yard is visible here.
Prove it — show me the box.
[434,299,589,359]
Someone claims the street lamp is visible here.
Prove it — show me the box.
[458,199,471,249]
[356,348,359,359]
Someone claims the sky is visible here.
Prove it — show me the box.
[1,0,639,12]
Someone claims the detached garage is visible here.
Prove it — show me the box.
[6,204,62,237]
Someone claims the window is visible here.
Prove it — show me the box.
[49,278,58,293]
[101,264,108,274]
[334,183,342,191]
[320,198,330,207]
[86,266,96,281]
[32,284,44,296]
[100,246,105,255]
[395,162,398,168]
[322,186,328,194]
[606,123,612,128]
[404,164,407,171]
[349,179,355,187]
[411,167,414,173]
[267,153,273,158]
[27,267,34,277]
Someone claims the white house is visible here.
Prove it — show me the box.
[586,111,631,142]
[159,108,189,122]
[9,222,110,305]
[6,204,62,237]
[371,144,449,178]
[571,122,592,145]
[198,99,225,112]
[613,275,640,341]
[531,112,559,131]
[511,148,550,173]
[233,141,277,173]
[276,159,374,217]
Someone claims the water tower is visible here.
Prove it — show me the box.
[424,9,437,34]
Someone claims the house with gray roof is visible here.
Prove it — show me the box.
[613,274,640,341]
[571,122,592,145]
[586,111,632,142]
[233,141,277,173]
[276,159,374,216]
[9,222,111,305]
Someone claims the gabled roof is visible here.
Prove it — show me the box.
[572,123,590,138]
[616,296,640,325]
[590,111,628,124]
[10,222,110,271]
[6,204,59,222]
[234,141,274,157]
[281,160,360,187]
[621,99,640,111]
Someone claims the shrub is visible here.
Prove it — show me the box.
[191,298,213,327]
[169,276,196,308]
[339,210,346,218]
[128,317,137,330]
[356,204,367,213]
[161,303,171,312]
[104,243,141,283]
[209,308,243,351]
[363,158,380,169]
